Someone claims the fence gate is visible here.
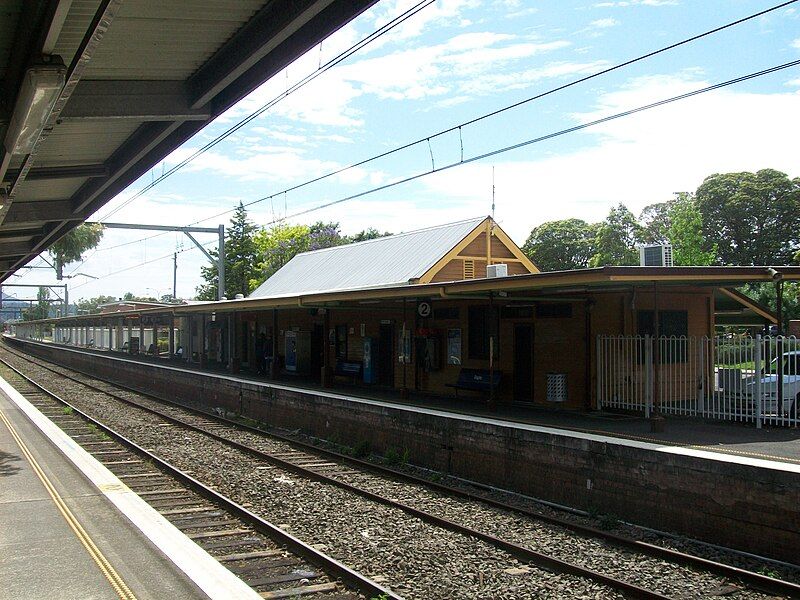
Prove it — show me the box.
[596,335,799,427]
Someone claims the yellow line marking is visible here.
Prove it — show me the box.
[0,408,138,600]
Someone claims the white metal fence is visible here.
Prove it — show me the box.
[597,335,799,427]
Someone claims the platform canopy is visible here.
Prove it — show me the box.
[0,0,375,282]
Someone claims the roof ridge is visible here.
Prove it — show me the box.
[293,216,487,258]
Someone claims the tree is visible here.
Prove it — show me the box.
[22,287,51,321]
[48,223,103,277]
[249,223,311,291]
[666,193,716,266]
[588,204,643,267]
[249,221,346,290]
[696,169,800,265]
[76,295,117,313]
[347,228,392,243]
[639,201,673,244]
[522,219,596,271]
[197,203,260,300]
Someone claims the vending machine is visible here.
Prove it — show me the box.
[363,337,378,383]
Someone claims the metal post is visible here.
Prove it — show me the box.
[644,335,652,418]
[173,252,177,300]
[754,334,762,429]
[217,224,225,301]
[270,309,277,378]
[596,336,602,411]
[651,281,665,431]
[489,292,495,411]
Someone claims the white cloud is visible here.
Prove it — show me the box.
[791,38,800,49]
[415,72,800,242]
[593,1,677,7]
[590,18,619,28]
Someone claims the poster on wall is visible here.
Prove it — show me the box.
[447,328,461,365]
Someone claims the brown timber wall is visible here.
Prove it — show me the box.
[7,336,798,563]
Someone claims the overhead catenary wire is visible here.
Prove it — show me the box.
[176,0,800,229]
[213,57,800,227]
[96,0,436,223]
[68,56,800,289]
[77,0,797,258]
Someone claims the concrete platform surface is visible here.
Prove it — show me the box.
[0,383,259,600]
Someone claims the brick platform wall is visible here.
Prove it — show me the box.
[8,337,798,563]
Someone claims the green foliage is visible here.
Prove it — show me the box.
[249,221,345,290]
[741,282,800,331]
[588,203,643,267]
[348,228,392,243]
[22,287,51,321]
[197,203,260,300]
[48,223,103,268]
[522,218,597,271]
[62,406,73,415]
[76,295,117,313]
[696,169,800,265]
[383,447,410,466]
[666,193,717,266]
[639,201,673,244]
[351,440,372,458]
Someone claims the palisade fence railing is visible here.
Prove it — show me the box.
[597,334,799,427]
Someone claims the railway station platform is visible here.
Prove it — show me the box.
[0,374,259,600]
[5,336,800,564]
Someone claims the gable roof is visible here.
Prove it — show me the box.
[250,217,488,298]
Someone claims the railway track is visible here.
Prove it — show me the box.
[3,344,799,599]
[0,356,397,600]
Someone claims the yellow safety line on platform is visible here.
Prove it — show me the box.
[0,408,138,600]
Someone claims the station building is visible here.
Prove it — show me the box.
[17,216,787,412]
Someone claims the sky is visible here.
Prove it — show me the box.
[11,0,800,302]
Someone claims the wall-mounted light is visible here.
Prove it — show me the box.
[4,62,66,156]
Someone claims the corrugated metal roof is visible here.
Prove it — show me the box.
[250,217,486,298]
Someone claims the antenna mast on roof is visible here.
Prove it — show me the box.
[491,166,495,219]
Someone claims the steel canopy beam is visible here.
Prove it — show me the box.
[60,80,211,122]
[3,164,108,182]
[4,200,75,224]
[188,0,332,109]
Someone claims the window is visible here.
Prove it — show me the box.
[433,307,460,320]
[637,310,688,362]
[500,306,533,319]
[637,310,688,337]
[535,303,572,319]
[463,259,475,279]
[468,306,498,360]
[335,324,348,359]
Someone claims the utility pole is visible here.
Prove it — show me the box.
[173,252,177,300]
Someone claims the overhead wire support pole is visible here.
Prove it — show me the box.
[91,222,225,301]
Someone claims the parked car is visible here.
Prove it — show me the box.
[747,351,800,416]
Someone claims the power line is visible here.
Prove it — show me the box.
[82,0,796,255]
[242,58,800,225]
[178,0,800,229]
[70,56,800,287]
[57,0,798,280]
[96,0,436,222]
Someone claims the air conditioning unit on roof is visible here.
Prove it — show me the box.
[639,244,673,267]
[487,263,508,278]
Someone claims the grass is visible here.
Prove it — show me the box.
[351,440,371,459]
[758,566,779,579]
[61,406,73,415]
[383,447,410,467]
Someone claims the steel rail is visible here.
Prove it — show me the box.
[7,341,800,597]
[0,350,730,599]
[0,355,401,600]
